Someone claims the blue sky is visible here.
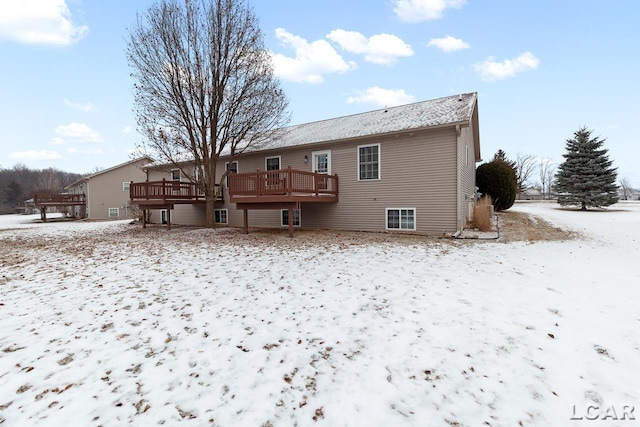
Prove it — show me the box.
[1,0,639,187]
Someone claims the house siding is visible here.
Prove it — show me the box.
[147,126,462,234]
[66,158,149,220]
[138,95,480,234]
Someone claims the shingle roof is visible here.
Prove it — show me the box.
[259,92,477,151]
[144,92,478,168]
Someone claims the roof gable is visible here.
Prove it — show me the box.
[65,156,153,189]
[259,92,477,151]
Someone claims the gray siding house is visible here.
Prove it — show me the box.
[138,93,481,235]
[66,157,152,220]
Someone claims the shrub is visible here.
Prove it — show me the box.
[470,196,493,231]
[476,160,517,211]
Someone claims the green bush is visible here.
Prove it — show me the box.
[476,160,517,211]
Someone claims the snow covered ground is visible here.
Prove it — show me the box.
[0,202,638,426]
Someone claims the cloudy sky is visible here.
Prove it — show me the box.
[1,0,639,186]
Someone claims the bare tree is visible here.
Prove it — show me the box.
[127,0,290,227]
[36,168,63,193]
[538,158,556,200]
[515,153,536,198]
[619,176,634,200]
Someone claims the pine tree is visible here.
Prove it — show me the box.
[555,127,618,210]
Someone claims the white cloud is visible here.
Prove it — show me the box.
[327,30,413,65]
[427,35,470,52]
[393,0,466,22]
[54,122,103,144]
[474,52,540,82]
[271,28,356,84]
[347,87,416,107]
[10,150,62,160]
[122,126,133,134]
[0,0,88,46]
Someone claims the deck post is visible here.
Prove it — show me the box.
[166,208,171,230]
[40,206,47,222]
[287,166,292,196]
[142,209,147,228]
[243,209,248,234]
[288,207,294,238]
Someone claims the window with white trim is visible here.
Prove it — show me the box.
[123,181,130,192]
[108,208,119,218]
[225,161,238,187]
[171,169,181,181]
[281,209,300,227]
[358,144,380,180]
[214,209,228,224]
[265,156,281,171]
[386,208,415,231]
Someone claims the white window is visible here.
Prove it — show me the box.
[214,209,228,224]
[171,169,181,181]
[281,209,300,227]
[386,208,415,231]
[225,161,238,187]
[123,182,130,192]
[265,156,281,171]
[466,144,469,166]
[358,144,380,180]
[108,208,119,218]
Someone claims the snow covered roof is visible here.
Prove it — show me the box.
[143,92,478,168]
[65,156,153,189]
[259,92,478,151]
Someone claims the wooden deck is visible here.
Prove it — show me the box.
[33,193,86,207]
[33,193,86,222]
[129,179,221,229]
[229,167,338,237]
[228,167,338,205]
[129,179,221,209]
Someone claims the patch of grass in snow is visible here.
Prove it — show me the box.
[497,211,577,242]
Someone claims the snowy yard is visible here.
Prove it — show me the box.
[1,202,639,426]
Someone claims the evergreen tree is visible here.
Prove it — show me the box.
[476,160,517,211]
[555,127,618,210]
[493,149,517,171]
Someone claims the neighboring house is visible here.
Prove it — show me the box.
[133,93,481,235]
[519,188,544,200]
[65,157,152,220]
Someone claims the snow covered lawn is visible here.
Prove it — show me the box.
[1,202,639,426]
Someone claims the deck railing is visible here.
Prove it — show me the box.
[229,167,338,198]
[33,193,86,206]
[129,179,218,203]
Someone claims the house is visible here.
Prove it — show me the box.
[131,93,481,235]
[63,156,152,220]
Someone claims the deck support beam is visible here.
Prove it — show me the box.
[288,208,294,238]
[243,209,249,234]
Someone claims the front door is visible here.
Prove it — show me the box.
[312,150,331,190]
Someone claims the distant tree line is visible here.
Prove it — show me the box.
[0,164,83,214]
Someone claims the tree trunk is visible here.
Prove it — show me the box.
[205,193,216,228]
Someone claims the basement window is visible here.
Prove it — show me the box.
[386,208,415,231]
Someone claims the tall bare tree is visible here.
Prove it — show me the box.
[515,153,536,198]
[36,168,63,193]
[538,158,556,200]
[127,0,290,227]
[619,176,634,200]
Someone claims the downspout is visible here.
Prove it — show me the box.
[455,124,463,234]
